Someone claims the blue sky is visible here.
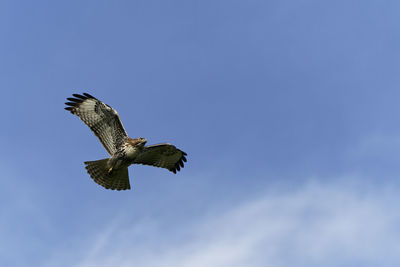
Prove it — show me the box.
[1,0,400,266]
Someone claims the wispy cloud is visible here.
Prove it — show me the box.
[46,177,400,267]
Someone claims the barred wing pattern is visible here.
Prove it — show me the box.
[84,159,130,190]
[65,93,128,155]
[134,144,187,173]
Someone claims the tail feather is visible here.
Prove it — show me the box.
[84,159,131,190]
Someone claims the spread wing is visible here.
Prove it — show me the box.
[134,144,187,173]
[65,93,128,155]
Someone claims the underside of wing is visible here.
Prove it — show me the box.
[133,143,187,173]
[65,93,128,155]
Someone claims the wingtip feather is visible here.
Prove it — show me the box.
[72,94,88,100]
[67,97,84,103]
[83,92,95,99]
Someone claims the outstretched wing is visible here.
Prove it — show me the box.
[65,93,128,155]
[134,143,187,173]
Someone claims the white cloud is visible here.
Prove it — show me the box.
[49,178,400,267]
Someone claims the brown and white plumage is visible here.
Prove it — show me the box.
[65,93,187,191]
[84,159,131,190]
[65,93,128,155]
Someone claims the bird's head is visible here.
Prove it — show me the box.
[137,137,147,147]
[127,137,147,148]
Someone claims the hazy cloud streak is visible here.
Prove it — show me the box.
[53,178,400,267]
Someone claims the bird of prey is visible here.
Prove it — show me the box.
[65,93,187,190]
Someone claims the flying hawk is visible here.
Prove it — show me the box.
[65,93,187,190]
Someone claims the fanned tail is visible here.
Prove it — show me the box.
[84,159,131,190]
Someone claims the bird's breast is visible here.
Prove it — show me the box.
[123,144,141,159]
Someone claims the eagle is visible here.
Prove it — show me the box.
[65,93,187,190]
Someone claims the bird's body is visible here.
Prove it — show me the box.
[107,137,147,173]
[65,93,187,190]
